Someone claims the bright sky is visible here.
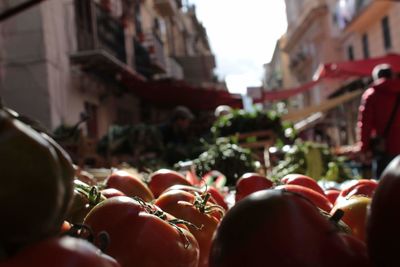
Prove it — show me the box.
[187,1,287,94]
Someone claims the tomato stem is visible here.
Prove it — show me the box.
[330,209,344,224]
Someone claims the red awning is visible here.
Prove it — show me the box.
[257,53,400,102]
[126,79,243,111]
[314,53,400,80]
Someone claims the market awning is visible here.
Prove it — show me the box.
[128,79,243,111]
[314,53,400,80]
[255,53,400,102]
[282,89,363,123]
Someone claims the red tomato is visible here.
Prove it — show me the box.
[105,170,153,202]
[59,221,71,234]
[0,236,120,267]
[100,188,126,199]
[235,173,273,202]
[155,189,220,267]
[335,179,378,205]
[325,189,340,205]
[148,169,192,198]
[331,196,371,242]
[209,189,370,267]
[162,184,228,213]
[281,174,325,196]
[275,184,332,212]
[84,196,199,267]
[207,186,229,210]
[367,155,400,266]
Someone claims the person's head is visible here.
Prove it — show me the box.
[214,105,232,118]
[372,63,393,81]
[171,106,194,130]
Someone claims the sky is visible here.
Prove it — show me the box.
[187,0,288,94]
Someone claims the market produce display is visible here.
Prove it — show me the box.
[272,140,352,182]
[3,104,400,267]
[211,109,286,139]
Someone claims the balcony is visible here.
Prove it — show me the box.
[134,32,167,78]
[153,0,178,17]
[70,0,144,85]
[175,54,216,86]
[343,0,392,33]
[284,1,328,52]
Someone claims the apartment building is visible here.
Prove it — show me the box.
[263,0,400,146]
[0,0,217,141]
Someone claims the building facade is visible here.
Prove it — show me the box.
[264,0,400,147]
[0,0,216,141]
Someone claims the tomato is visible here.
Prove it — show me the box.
[60,221,72,234]
[281,173,325,196]
[164,184,228,211]
[40,133,75,228]
[331,196,371,242]
[105,170,153,202]
[148,169,192,198]
[0,110,65,250]
[275,184,333,212]
[65,180,105,224]
[207,186,229,210]
[100,188,126,198]
[325,189,340,205]
[367,155,400,266]
[235,173,273,202]
[0,236,120,267]
[155,189,221,267]
[335,179,378,205]
[209,189,370,267]
[84,196,199,267]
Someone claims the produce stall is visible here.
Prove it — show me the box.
[2,103,399,267]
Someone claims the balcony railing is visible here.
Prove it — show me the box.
[74,0,126,63]
[134,32,166,78]
[153,0,177,17]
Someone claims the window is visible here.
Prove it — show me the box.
[362,33,369,59]
[347,45,354,61]
[382,16,392,50]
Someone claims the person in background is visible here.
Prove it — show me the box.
[159,106,195,165]
[214,105,232,118]
[355,63,400,179]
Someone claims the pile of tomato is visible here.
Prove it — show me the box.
[1,107,400,266]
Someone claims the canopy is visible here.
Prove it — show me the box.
[259,53,400,102]
[126,79,243,111]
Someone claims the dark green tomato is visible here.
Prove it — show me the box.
[40,133,75,228]
[0,110,65,251]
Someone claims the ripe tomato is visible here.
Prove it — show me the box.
[281,173,325,196]
[275,184,332,212]
[325,189,340,205]
[100,188,126,198]
[155,189,221,267]
[0,236,120,267]
[209,189,370,267]
[367,155,400,266]
[235,173,273,202]
[335,179,378,205]
[0,110,66,250]
[331,196,371,242]
[105,170,153,202]
[84,196,199,267]
[163,184,228,211]
[148,169,192,198]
